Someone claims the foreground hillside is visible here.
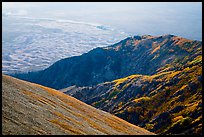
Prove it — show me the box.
[2,74,154,135]
[12,34,202,89]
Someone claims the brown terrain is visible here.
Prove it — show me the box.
[2,74,154,135]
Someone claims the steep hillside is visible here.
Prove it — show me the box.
[2,74,154,135]
[12,34,202,89]
[64,47,202,134]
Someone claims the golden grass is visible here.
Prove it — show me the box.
[151,45,160,54]
[49,119,84,134]
[172,37,192,47]
[149,71,173,81]
[85,118,110,135]
[191,116,202,125]
[21,90,57,108]
[134,97,151,103]
[172,84,188,96]
[187,55,202,65]
[52,111,81,125]
[113,75,141,87]
[185,102,199,113]
[151,54,160,60]
[172,116,183,123]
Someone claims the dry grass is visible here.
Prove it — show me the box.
[113,74,141,87]
[134,97,151,103]
[49,119,84,134]
[172,116,183,123]
[151,45,160,54]
[2,74,154,135]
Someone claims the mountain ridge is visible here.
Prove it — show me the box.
[9,34,202,135]
[64,53,202,134]
[63,36,202,134]
[12,34,202,90]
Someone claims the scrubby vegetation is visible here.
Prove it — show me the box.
[65,35,202,135]
[9,34,202,135]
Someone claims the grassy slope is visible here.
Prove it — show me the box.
[98,55,202,134]
[112,56,202,135]
[65,39,202,135]
[2,74,154,135]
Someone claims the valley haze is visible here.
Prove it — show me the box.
[2,2,202,74]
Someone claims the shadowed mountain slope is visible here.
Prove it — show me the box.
[64,44,202,135]
[12,34,202,90]
[2,74,154,135]
[9,34,202,135]
[65,66,202,134]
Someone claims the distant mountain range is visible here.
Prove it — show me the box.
[11,34,202,135]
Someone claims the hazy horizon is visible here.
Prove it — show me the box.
[2,2,202,41]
